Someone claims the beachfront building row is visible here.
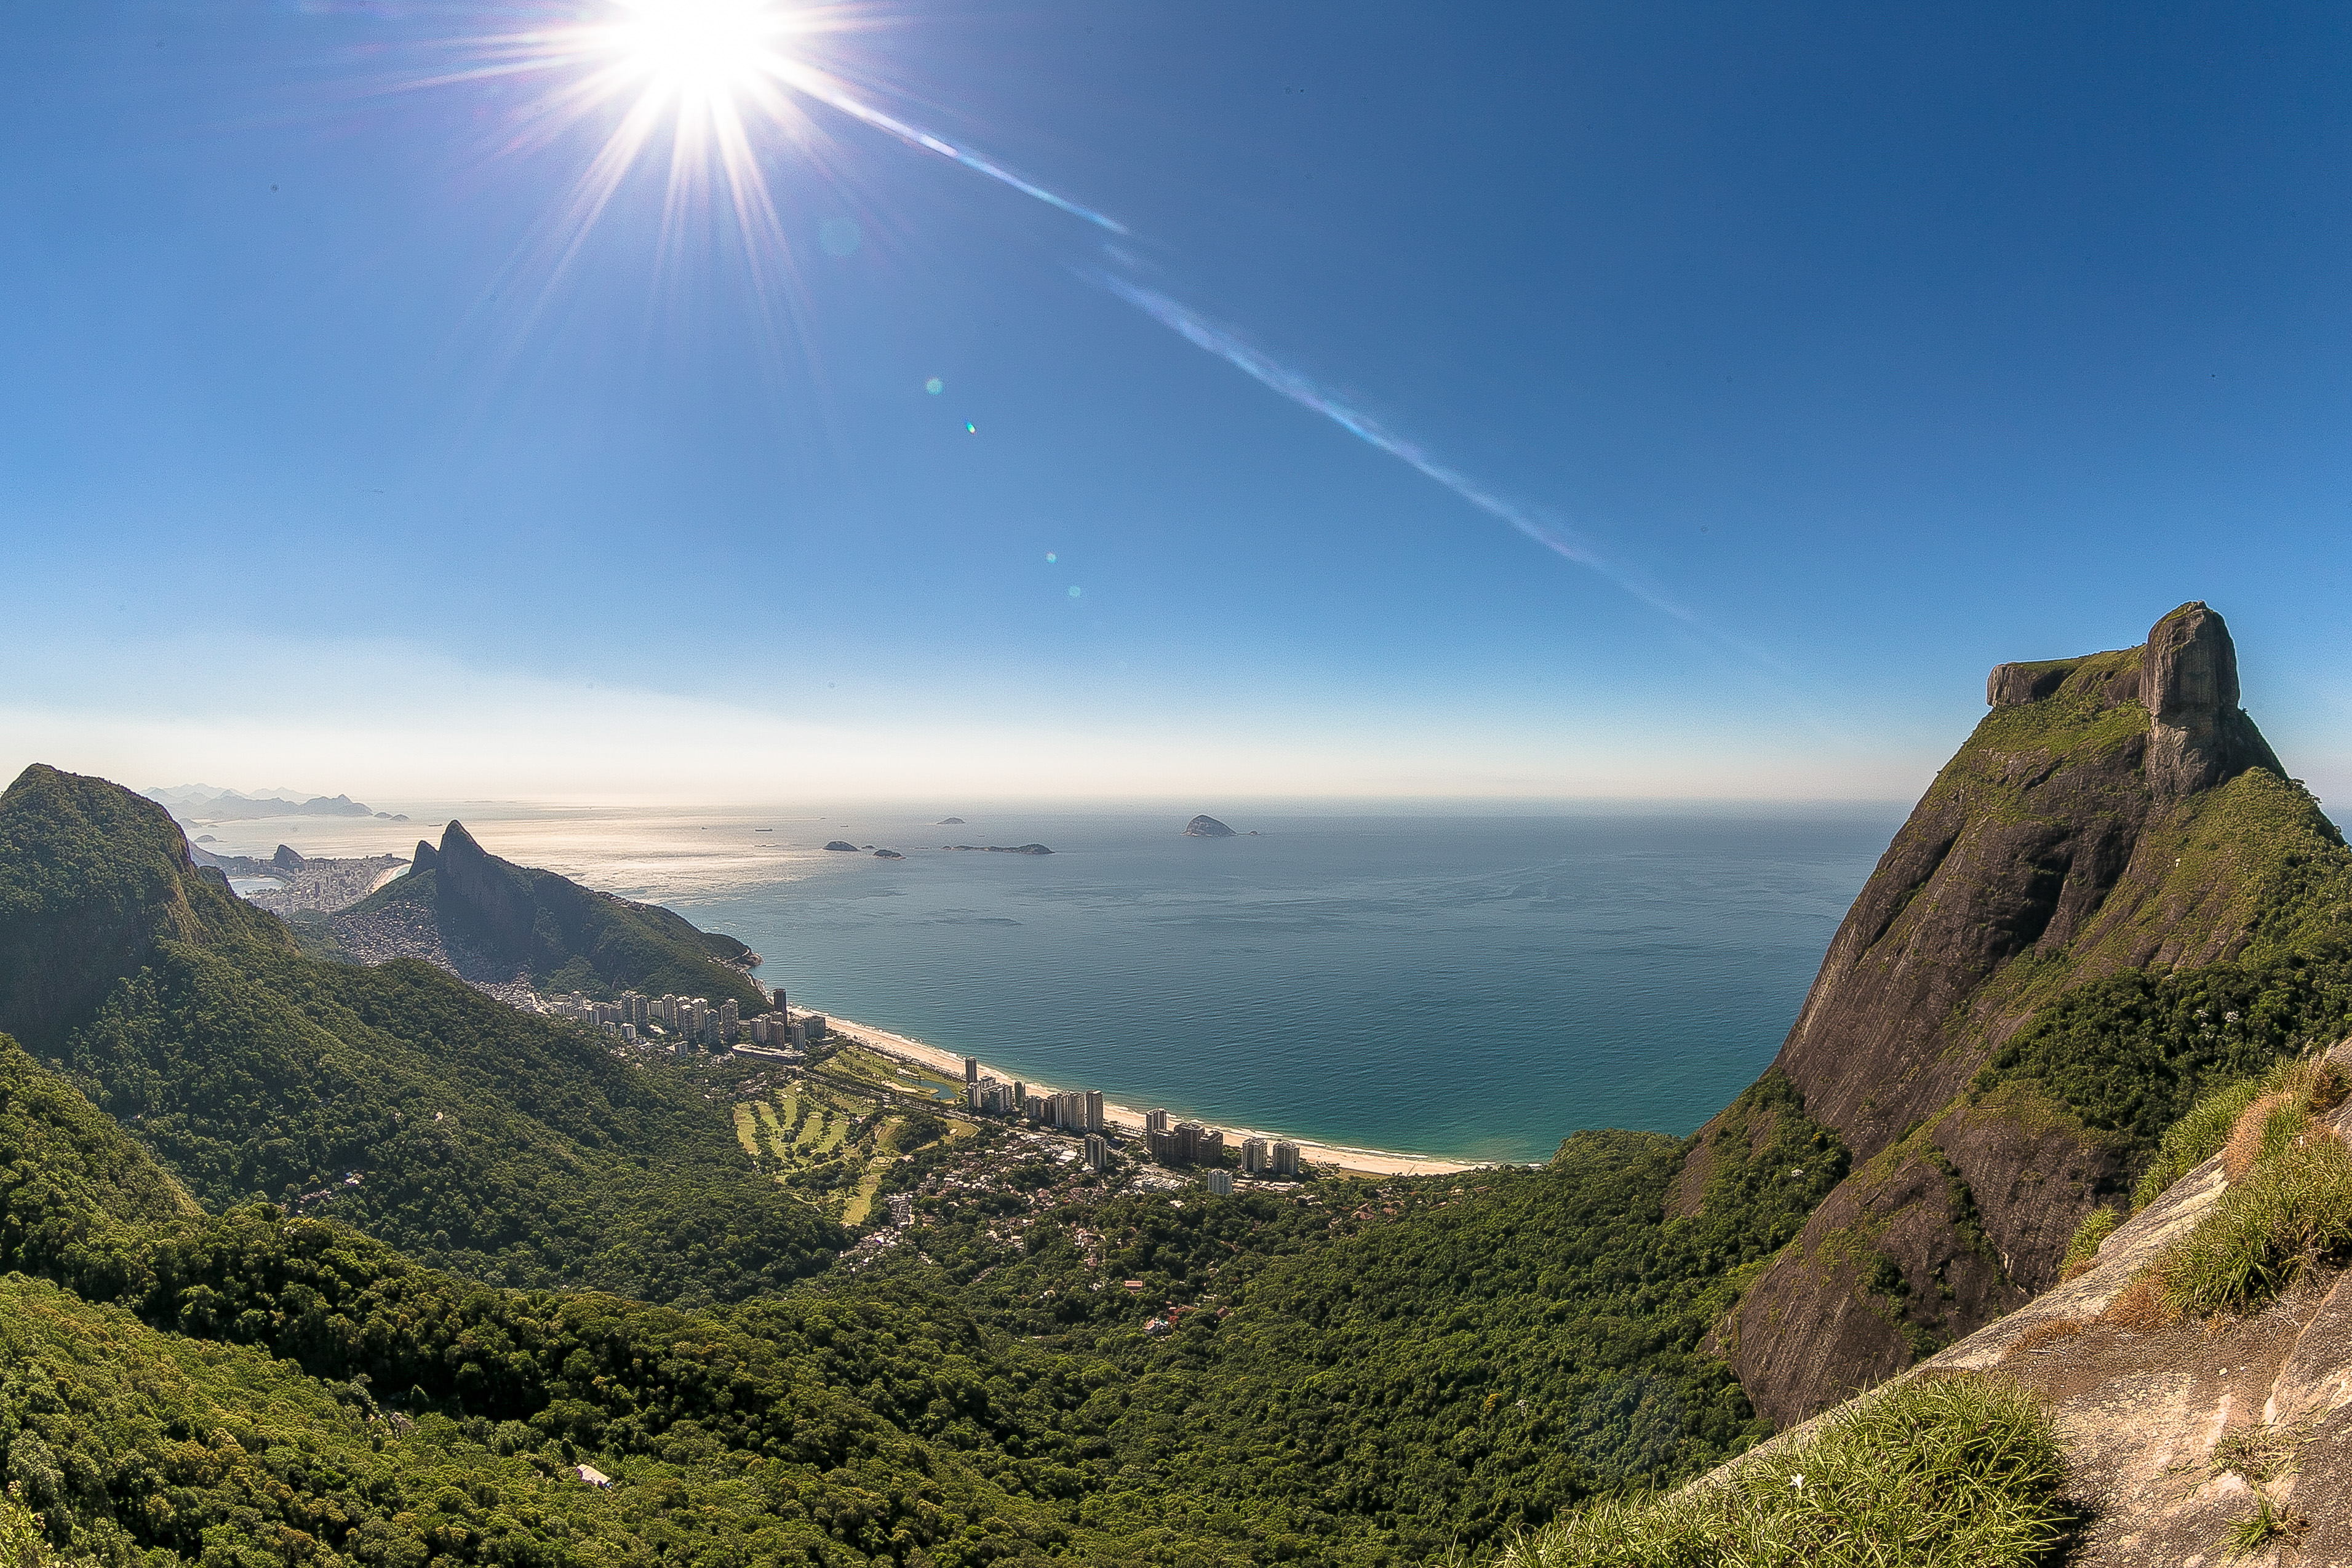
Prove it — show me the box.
[961,1057,1108,1131]
[545,984,827,1056]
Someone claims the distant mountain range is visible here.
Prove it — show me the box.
[145,784,405,822]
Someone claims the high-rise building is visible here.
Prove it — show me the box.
[1013,1081,1026,1111]
[1084,1134,1109,1172]
[1085,1090,1104,1132]
[1202,1169,1233,1196]
[1144,1108,1170,1135]
[1272,1140,1300,1177]
[1240,1137,1270,1176]
[965,1056,978,1083]
[1147,1128,1177,1163]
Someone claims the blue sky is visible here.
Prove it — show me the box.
[4,2,2348,803]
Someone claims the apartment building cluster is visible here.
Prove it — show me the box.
[962,1057,1106,1132]
[546,984,827,1057]
[1141,1110,1300,1177]
[953,1057,1299,1184]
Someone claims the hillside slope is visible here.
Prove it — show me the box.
[359,819,764,1009]
[0,765,835,1305]
[1704,603,2352,1423]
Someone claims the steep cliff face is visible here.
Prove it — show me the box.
[1710,603,2350,1425]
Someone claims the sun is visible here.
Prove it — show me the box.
[600,0,789,112]
[422,0,1121,296]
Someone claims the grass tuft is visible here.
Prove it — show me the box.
[2134,1056,2348,1208]
[2222,1490,2305,1559]
[2060,1207,2121,1281]
[2157,1133,2352,1315]
[2150,1056,2352,1317]
[2135,1078,2266,1208]
[2210,1423,2302,1485]
[1496,1375,2073,1568]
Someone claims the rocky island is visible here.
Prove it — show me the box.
[823,840,859,852]
[1182,814,1236,838]
[941,843,1054,856]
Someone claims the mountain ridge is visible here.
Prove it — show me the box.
[1704,602,2352,1423]
[351,818,764,1009]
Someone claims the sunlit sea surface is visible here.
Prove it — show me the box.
[198,803,1904,1165]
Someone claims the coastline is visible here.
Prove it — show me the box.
[802,1008,1481,1179]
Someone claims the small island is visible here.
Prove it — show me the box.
[936,817,966,825]
[941,843,1054,856]
[874,849,904,859]
[823,841,859,852]
[1183,814,1237,838]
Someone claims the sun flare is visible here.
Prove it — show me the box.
[600,0,789,112]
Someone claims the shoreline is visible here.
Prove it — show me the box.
[800,1008,1481,1179]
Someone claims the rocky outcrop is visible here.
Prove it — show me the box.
[434,821,538,960]
[824,842,859,853]
[1712,602,2332,1425]
[1184,815,1237,838]
[410,837,440,875]
[1710,1040,2352,1564]
[2142,601,2284,798]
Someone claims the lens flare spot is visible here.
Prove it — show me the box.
[1044,552,1057,563]
[1067,586,1082,598]
[965,422,977,434]
[818,217,861,255]
[925,377,944,395]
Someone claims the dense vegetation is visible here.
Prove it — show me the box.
[1972,937,2352,1176]
[808,1073,1851,1562]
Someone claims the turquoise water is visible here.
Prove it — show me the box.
[651,806,1902,1165]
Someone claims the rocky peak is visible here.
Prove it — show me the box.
[2142,601,2280,797]
[410,838,440,875]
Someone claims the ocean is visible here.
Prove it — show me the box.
[317,802,1902,1166]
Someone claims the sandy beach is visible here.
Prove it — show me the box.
[797,1008,1480,1178]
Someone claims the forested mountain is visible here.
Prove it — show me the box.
[365,820,765,1011]
[0,766,834,1303]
